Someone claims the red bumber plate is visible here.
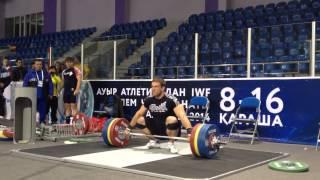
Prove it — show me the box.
[103,118,129,147]
[72,113,90,135]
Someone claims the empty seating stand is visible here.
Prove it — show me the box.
[0,27,96,66]
[127,0,320,78]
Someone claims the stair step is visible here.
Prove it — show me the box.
[113,22,181,78]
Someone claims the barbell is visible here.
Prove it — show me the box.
[102,118,223,159]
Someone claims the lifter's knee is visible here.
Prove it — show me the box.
[166,116,179,130]
[135,117,146,129]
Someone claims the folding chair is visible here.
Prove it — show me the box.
[317,122,320,151]
[186,96,210,125]
[228,97,260,144]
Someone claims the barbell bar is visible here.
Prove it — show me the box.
[102,118,223,159]
[128,132,191,141]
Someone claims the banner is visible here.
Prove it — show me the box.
[83,79,320,145]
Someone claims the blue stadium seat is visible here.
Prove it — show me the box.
[288,0,299,13]
[244,6,254,18]
[224,21,233,30]
[273,42,288,61]
[177,67,187,78]
[254,5,264,17]
[168,55,177,66]
[234,8,244,20]
[206,13,215,23]
[233,65,246,75]
[315,61,320,73]
[251,64,264,76]
[280,63,296,73]
[299,62,309,73]
[166,68,176,79]
[265,3,275,15]
[216,11,224,22]
[213,31,223,42]
[300,0,311,10]
[199,53,210,65]
[161,45,170,55]
[185,67,194,77]
[256,43,272,62]
[178,55,188,66]
[235,19,245,29]
[159,18,167,28]
[205,24,214,32]
[211,66,224,75]
[246,18,257,28]
[157,56,167,67]
[312,0,320,9]
[188,14,198,25]
[168,32,177,43]
[264,64,278,74]
[276,1,288,15]
[291,13,302,23]
[180,44,189,55]
[215,23,224,31]
[171,44,180,55]
[283,24,294,34]
[198,13,206,24]
[268,16,278,25]
[155,68,165,78]
[303,12,315,22]
[284,34,295,44]
[198,66,211,77]
[297,32,308,42]
[210,43,222,64]
[200,41,209,53]
[225,10,234,21]
[178,24,188,34]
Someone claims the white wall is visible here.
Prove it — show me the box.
[0,1,5,38]
[4,0,43,17]
[218,0,227,11]
[227,0,290,9]
[62,0,115,30]
[128,0,205,23]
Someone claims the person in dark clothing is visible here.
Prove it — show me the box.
[61,57,81,124]
[12,58,27,81]
[23,59,53,125]
[125,78,193,154]
[47,66,61,124]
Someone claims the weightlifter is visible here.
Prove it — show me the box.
[61,57,81,124]
[125,77,193,153]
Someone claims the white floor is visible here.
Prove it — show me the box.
[63,142,191,168]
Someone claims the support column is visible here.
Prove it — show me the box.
[205,0,218,13]
[115,0,128,24]
[0,1,5,38]
[43,0,57,33]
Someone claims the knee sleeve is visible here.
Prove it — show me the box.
[135,123,146,129]
[166,123,180,130]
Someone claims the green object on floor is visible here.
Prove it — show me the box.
[268,160,309,172]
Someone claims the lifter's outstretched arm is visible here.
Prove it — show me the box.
[174,104,193,130]
[129,105,147,128]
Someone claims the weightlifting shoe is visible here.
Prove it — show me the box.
[167,142,178,154]
[141,140,161,149]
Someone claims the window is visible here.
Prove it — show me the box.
[5,12,44,38]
